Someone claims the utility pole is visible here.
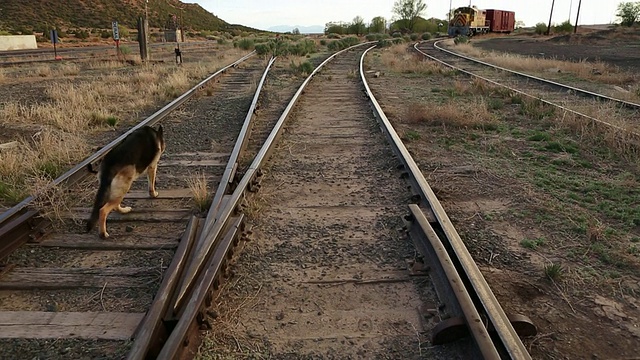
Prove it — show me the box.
[546,0,555,36]
[568,0,572,22]
[449,0,452,22]
[574,0,582,33]
[138,0,150,61]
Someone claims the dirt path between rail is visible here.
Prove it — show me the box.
[196,50,471,359]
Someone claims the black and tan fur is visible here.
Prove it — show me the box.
[86,125,166,238]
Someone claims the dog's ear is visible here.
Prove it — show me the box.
[157,125,163,137]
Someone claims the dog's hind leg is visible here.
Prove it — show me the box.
[147,164,159,198]
[98,169,134,238]
[98,200,118,238]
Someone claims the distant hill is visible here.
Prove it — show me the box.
[0,0,257,33]
[267,25,325,34]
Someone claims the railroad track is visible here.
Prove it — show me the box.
[0,42,538,359]
[415,40,640,140]
[0,41,219,66]
[0,50,266,358]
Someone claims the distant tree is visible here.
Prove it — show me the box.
[369,16,387,33]
[616,1,640,26]
[325,22,346,35]
[392,0,427,33]
[350,16,366,35]
[292,27,300,35]
[515,20,526,29]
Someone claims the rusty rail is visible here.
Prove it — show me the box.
[126,54,275,360]
[361,45,533,359]
[431,40,640,110]
[414,42,640,140]
[0,51,256,262]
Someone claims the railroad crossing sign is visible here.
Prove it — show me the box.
[112,21,120,41]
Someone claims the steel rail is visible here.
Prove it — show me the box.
[171,42,376,313]
[171,54,276,313]
[0,51,256,261]
[413,42,640,139]
[204,56,277,238]
[407,204,499,359]
[432,40,640,110]
[361,45,531,360]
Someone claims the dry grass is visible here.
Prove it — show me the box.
[31,64,53,77]
[452,43,634,86]
[0,48,244,206]
[406,98,496,129]
[552,102,640,161]
[0,68,6,83]
[0,128,88,203]
[381,44,452,75]
[86,60,127,70]
[186,172,211,212]
[58,63,81,76]
[1,58,233,133]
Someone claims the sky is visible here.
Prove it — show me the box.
[190,0,620,31]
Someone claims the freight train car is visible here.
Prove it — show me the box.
[486,9,516,33]
[448,6,515,37]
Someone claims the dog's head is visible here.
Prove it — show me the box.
[156,125,166,153]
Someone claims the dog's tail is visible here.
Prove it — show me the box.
[86,173,111,232]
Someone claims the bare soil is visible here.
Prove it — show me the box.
[364,36,640,359]
[471,28,640,71]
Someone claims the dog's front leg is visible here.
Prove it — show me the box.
[147,165,159,198]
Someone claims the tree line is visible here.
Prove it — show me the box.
[320,0,446,36]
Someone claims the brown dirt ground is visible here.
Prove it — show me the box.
[470,27,640,71]
[364,34,640,359]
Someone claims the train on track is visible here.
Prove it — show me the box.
[448,6,515,37]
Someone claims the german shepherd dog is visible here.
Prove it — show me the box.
[86,125,166,238]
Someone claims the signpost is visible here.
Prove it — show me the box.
[50,29,61,60]
[112,21,120,58]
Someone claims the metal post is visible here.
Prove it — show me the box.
[449,0,453,21]
[546,0,555,35]
[574,0,582,33]
[138,17,149,61]
[180,6,185,42]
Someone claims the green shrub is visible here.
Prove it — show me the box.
[421,32,432,40]
[75,30,89,39]
[327,36,360,51]
[377,39,393,48]
[535,22,547,35]
[553,20,573,33]
[290,60,314,75]
[454,35,469,44]
[410,33,419,41]
[236,38,254,50]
